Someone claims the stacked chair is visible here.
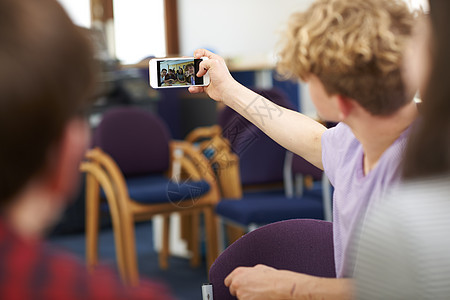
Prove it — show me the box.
[80,107,220,286]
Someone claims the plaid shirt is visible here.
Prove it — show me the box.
[0,220,173,300]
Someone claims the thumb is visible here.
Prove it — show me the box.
[188,86,205,94]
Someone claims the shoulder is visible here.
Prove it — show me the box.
[322,122,351,138]
[322,122,359,151]
[321,123,361,180]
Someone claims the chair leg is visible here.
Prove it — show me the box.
[180,213,193,251]
[85,173,100,271]
[203,206,219,271]
[110,213,128,285]
[121,213,140,286]
[159,213,170,270]
[189,211,200,267]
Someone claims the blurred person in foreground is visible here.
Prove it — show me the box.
[353,1,450,298]
[0,0,173,298]
[189,0,416,298]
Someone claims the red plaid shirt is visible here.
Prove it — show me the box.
[0,221,174,300]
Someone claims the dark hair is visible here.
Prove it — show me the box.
[0,0,96,206]
[161,68,167,72]
[402,0,450,179]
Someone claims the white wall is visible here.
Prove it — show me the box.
[178,0,314,57]
[178,0,428,57]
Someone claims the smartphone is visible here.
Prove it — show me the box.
[149,57,210,89]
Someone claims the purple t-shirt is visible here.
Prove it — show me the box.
[322,122,411,278]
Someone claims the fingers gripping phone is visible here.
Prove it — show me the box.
[149,57,210,88]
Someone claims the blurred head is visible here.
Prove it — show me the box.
[161,69,167,76]
[0,0,96,209]
[403,0,450,179]
[277,0,414,116]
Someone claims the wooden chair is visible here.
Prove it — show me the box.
[80,107,220,286]
[186,125,242,199]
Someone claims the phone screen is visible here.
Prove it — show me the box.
[157,58,203,87]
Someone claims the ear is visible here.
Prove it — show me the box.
[45,119,90,202]
[335,95,354,120]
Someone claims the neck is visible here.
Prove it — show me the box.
[345,100,418,175]
[5,182,64,240]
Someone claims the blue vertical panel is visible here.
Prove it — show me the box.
[272,71,300,111]
[157,89,183,139]
[231,71,256,88]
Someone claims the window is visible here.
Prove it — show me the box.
[57,0,91,28]
[113,0,166,64]
[406,0,429,11]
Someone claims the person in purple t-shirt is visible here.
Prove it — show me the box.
[188,0,418,299]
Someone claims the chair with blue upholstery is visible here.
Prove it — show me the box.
[187,88,327,247]
[206,219,336,299]
[79,107,220,286]
[186,87,295,195]
[284,152,333,221]
[214,125,326,235]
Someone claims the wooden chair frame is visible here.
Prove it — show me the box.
[80,143,220,286]
[185,125,247,247]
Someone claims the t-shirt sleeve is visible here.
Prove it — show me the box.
[321,123,345,186]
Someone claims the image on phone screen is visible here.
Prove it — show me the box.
[157,58,204,87]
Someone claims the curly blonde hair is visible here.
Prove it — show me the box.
[276,0,414,115]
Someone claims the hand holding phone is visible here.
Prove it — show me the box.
[149,57,210,89]
[188,49,241,104]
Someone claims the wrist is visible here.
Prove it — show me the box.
[221,79,243,106]
[290,276,354,300]
[272,270,301,300]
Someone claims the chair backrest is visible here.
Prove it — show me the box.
[219,87,296,186]
[93,107,171,177]
[209,219,336,300]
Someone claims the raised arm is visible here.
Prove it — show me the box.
[189,49,326,169]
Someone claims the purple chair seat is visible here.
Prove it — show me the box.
[209,219,336,299]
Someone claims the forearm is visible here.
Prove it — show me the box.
[223,82,326,169]
[278,271,354,300]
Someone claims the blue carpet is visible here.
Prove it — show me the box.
[48,221,207,300]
